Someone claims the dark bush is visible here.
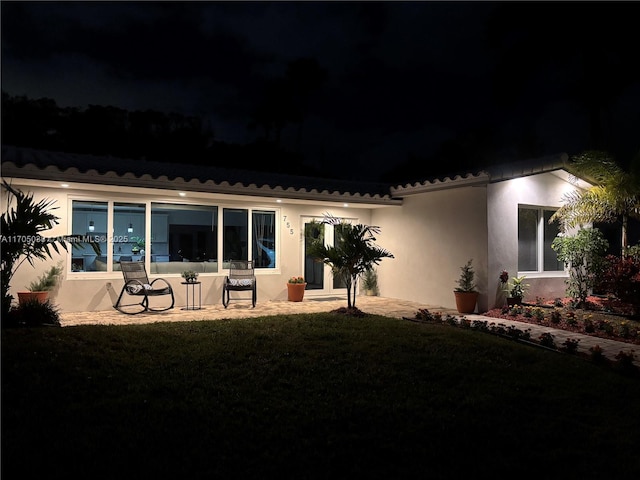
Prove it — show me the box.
[3,300,61,328]
[598,255,640,306]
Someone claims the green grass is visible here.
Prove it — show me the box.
[3,313,640,479]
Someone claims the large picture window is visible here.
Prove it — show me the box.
[70,201,277,274]
[151,203,218,273]
[518,206,563,273]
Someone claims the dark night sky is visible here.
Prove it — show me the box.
[2,1,639,180]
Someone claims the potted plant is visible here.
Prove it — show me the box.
[181,270,199,283]
[361,268,379,296]
[287,276,306,302]
[453,259,479,313]
[504,275,529,306]
[18,263,63,305]
[130,236,146,255]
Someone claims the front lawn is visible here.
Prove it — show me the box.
[3,313,640,478]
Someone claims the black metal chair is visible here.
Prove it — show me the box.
[114,261,174,314]
[222,260,256,308]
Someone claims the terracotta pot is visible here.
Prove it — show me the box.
[454,291,478,314]
[507,296,522,306]
[17,291,49,305]
[287,283,307,302]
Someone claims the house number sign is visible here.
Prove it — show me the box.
[283,216,294,235]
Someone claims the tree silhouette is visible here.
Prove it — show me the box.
[248,57,327,151]
[487,3,638,159]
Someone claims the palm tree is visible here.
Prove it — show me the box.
[1,181,100,318]
[306,214,394,310]
[550,151,640,254]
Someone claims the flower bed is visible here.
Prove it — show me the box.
[483,296,640,345]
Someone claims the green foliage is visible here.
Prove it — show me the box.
[361,268,378,293]
[306,214,394,308]
[598,254,640,306]
[28,263,62,291]
[551,227,609,306]
[181,270,199,282]
[454,259,477,292]
[4,299,61,328]
[130,236,146,249]
[1,181,100,317]
[503,275,529,299]
[550,150,640,253]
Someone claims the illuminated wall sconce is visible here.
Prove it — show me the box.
[128,223,134,233]
[88,220,95,232]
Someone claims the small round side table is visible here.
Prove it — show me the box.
[181,281,202,310]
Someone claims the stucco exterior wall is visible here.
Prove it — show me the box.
[487,172,579,307]
[372,186,489,312]
[3,169,585,315]
[3,180,373,312]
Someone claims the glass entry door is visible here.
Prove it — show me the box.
[302,217,349,295]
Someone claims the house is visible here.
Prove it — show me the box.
[1,145,591,313]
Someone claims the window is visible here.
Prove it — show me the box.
[71,200,107,272]
[223,208,248,264]
[151,203,217,271]
[114,202,146,262]
[252,210,276,268]
[70,201,277,274]
[518,206,563,273]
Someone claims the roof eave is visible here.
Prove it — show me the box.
[1,162,403,206]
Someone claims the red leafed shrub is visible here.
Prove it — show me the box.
[598,255,640,306]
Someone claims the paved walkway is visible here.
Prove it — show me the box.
[60,295,640,366]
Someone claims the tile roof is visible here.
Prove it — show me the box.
[1,145,400,205]
[2,145,575,201]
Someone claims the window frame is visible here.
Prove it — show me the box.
[68,194,280,277]
[517,205,566,277]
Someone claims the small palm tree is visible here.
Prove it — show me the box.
[550,150,640,255]
[1,181,100,317]
[306,214,394,309]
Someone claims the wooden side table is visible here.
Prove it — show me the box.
[181,281,202,310]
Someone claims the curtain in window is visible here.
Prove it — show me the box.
[253,211,275,268]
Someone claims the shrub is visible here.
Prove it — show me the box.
[28,263,63,291]
[589,345,606,364]
[4,299,61,328]
[598,254,640,306]
[583,317,595,333]
[533,308,545,322]
[613,350,637,375]
[455,259,477,292]
[538,332,556,348]
[551,227,609,307]
[561,338,580,353]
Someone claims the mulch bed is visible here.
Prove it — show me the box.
[482,296,640,345]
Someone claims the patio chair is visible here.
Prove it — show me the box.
[114,261,174,314]
[222,260,256,308]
